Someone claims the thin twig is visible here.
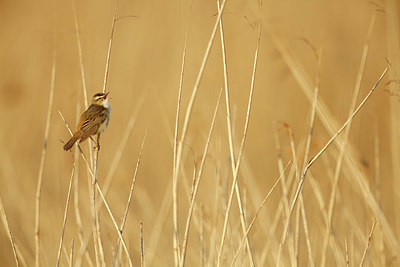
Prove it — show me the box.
[93,135,106,266]
[70,239,74,267]
[72,0,89,108]
[141,221,145,267]
[56,164,76,267]
[102,0,119,93]
[360,220,377,266]
[112,131,147,266]
[35,30,57,267]
[374,122,386,266]
[0,196,19,267]
[345,237,349,267]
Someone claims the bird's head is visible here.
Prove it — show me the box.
[91,92,110,107]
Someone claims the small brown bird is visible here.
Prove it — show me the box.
[63,92,111,151]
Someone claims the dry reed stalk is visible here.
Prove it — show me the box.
[111,131,146,266]
[179,89,222,267]
[374,126,386,266]
[72,101,94,267]
[231,162,289,266]
[35,32,56,267]
[173,0,193,183]
[320,13,376,266]
[259,199,282,265]
[273,126,291,221]
[68,239,74,267]
[301,45,321,193]
[238,140,274,223]
[172,0,228,265]
[72,0,93,185]
[139,221,144,267]
[93,136,106,266]
[199,204,205,266]
[345,237,349,267]
[56,163,75,267]
[92,1,120,264]
[286,125,314,267]
[279,66,388,252]
[307,174,345,264]
[311,155,365,264]
[266,20,400,254]
[385,0,400,232]
[343,208,368,244]
[0,196,19,266]
[63,247,70,265]
[102,0,118,93]
[172,7,190,266]
[172,1,193,263]
[207,160,222,266]
[287,127,301,266]
[216,0,262,264]
[59,112,133,266]
[71,1,101,263]
[273,126,298,266]
[360,220,377,266]
[274,130,296,266]
[95,183,133,265]
[72,0,88,108]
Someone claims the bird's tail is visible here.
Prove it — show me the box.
[63,133,81,151]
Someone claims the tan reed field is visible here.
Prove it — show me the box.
[0,0,399,266]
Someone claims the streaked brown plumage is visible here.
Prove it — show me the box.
[63,92,111,151]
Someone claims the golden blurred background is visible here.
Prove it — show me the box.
[0,0,399,266]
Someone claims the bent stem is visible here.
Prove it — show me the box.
[279,66,388,250]
[35,30,56,267]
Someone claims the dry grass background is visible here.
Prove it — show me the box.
[0,0,399,266]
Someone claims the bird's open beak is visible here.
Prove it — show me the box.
[104,92,110,99]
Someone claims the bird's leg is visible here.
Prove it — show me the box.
[94,134,101,150]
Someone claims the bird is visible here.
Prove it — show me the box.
[63,92,111,151]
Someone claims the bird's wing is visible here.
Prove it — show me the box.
[77,105,108,141]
